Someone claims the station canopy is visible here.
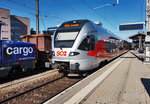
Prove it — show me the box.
[129,32,146,42]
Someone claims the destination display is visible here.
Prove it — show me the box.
[64,23,79,27]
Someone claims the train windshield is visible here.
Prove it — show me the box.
[54,31,79,48]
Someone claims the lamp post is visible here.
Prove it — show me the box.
[145,0,150,62]
[94,0,119,10]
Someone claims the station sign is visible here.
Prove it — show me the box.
[119,22,144,31]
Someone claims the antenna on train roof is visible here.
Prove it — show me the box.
[95,22,102,26]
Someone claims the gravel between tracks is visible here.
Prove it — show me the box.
[0,69,61,101]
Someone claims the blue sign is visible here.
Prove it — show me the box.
[119,23,144,31]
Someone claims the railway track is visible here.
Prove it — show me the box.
[0,51,128,104]
[0,69,59,89]
[0,76,82,104]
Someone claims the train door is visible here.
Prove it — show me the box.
[87,34,97,68]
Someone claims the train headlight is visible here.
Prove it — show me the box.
[52,51,55,56]
[69,52,80,56]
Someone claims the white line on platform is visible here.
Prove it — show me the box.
[64,53,129,104]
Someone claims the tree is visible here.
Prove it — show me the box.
[30,28,36,34]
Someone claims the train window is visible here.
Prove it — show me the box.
[54,31,79,48]
[90,37,95,51]
[78,36,95,51]
[56,32,78,40]
[78,38,90,51]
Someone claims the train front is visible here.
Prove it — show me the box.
[52,20,94,76]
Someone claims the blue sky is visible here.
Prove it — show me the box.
[0,0,146,41]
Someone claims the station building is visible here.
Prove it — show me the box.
[129,32,146,52]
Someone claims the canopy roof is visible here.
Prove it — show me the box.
[129,33,146,40]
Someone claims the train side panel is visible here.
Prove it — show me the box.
[0,40,36,78]
[87,24,123,60]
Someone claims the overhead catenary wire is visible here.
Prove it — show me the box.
[56,0,88,19]
[140,0,144,21]
[40,15,47,32]
[3,0,67,32]
[102,0,120,25]
[81,0,117,30]
[7,0,36,11]
[6,0,66,21]
[0,2,35,16]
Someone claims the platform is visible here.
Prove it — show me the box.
[44,51,150,104]
[81,51,150,104]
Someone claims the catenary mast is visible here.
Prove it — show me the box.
[36,0,39,34]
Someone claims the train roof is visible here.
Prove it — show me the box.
[61,19,90,25]
[0,40,35,45]
[59,19,90,28]
[59,19,122,40]
[93,21,121,40]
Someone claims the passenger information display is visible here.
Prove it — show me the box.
[64,24,79,27]
[119,23,144,31]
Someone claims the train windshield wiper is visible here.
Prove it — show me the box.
[59,45,65,50]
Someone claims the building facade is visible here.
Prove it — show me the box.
[11,15,30,41]
[0,8,30,41]
[0,8,11,40]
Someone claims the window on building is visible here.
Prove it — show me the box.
[11,26,20,30]
[3,24,8,26]
[11,21,20,24]
[2,37,8,40]
[1,17,8,19]
[2,31,8,33]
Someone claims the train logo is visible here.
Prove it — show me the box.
[56,51,67,56]
[6,47,34,56]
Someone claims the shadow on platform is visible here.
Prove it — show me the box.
[130,52,144,62]
[121,56,136,58]
[141,78,150,97]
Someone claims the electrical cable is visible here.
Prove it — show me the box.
[0,2,35,16]
[81,0,117,30]
[6,0,66,21]
[102,0,120,25]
